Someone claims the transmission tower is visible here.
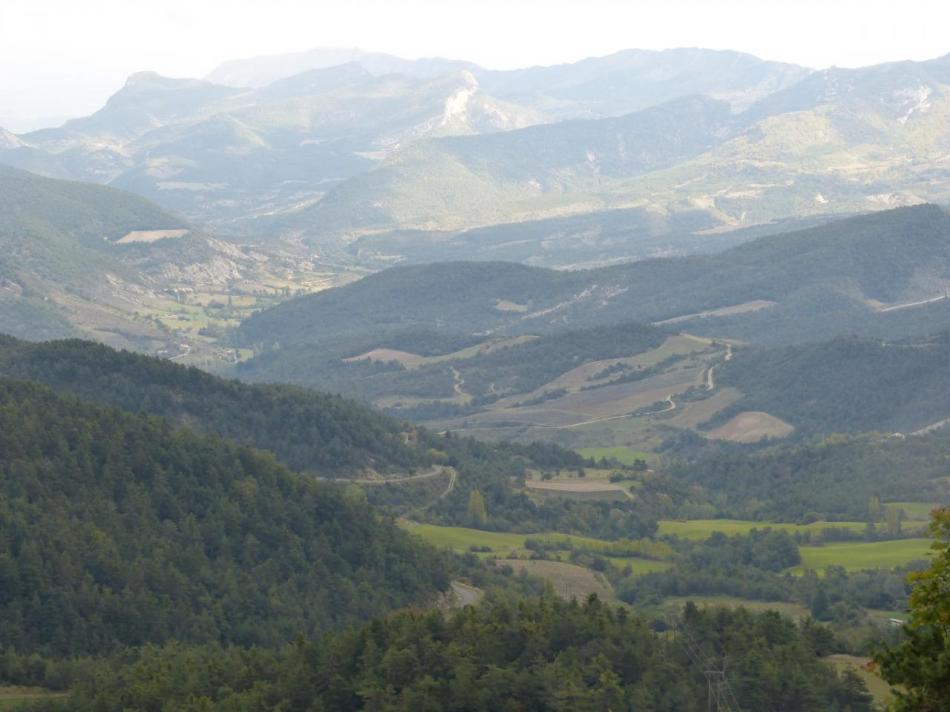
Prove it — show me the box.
[671,618,743,712]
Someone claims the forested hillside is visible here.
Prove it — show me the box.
[0,336,430,474]
[0,336,631,537]
[237,205,950,361]
[0,380,449,657]
[717,332,950,435]
[29,598,872,712]
[669,430,950,521]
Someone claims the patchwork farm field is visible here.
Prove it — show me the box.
[576,446,658,466]
[793,539,933,573]
[403,523,621,557]
[657,519,866,539]
[402,524,670,572]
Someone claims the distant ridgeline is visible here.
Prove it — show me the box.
[236,205,950,373]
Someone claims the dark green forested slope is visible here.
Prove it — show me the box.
[237,260,581,348]
[669,430,950,521]
[0,380,449,656]
[0,336,429,474]
[34,598,873,712]
[0,336,633,537]
[717,331,950,436]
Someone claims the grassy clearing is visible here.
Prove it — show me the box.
[0,688,67,709]
[404,523,611,556]
[403,524,668,573]
[889,501,942,522]
[661,595,810,619]
[627,334,713,367]
[608,557,673,575]
[496,559,614,601]
[825,655,894,707]
[792,539,933,573]
[658,519,866,540]
[576,446,657,466]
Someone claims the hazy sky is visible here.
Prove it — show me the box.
[2,0,949,130]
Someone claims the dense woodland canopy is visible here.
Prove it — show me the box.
[25,598,873,712]
[0,336,645,538]
[0,336,430,475]
[667,430,950,521]
[717,331,950,435]
[0,380,449,656]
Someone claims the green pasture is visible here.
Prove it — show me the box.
[658,519,866,540]
[792,539,933,573]
[576,447,658,466]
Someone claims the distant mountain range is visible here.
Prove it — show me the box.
[207,46,810,117]
[3,46,949,268]
[289,53,950,246]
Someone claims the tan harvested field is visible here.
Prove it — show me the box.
[525,478,631,502]
[665,387,742,428]
[543,366,705,418]
[345,348,429,368]
[653,300,777,325]
[707,411,795,443]
[496,559,614,601]
[117,228,189,243]
[434,364,707,433]
[496,335,716,408]
[525,479,627,494]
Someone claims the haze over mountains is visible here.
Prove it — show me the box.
[4,27,950,708]
[2,45,949,270]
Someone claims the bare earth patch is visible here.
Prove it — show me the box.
[525,479,626,494]
[344,348,427,368]
[117,228,189,244]
[707,411,794,443]
[495,559,613,601]
[495,299,529,312]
